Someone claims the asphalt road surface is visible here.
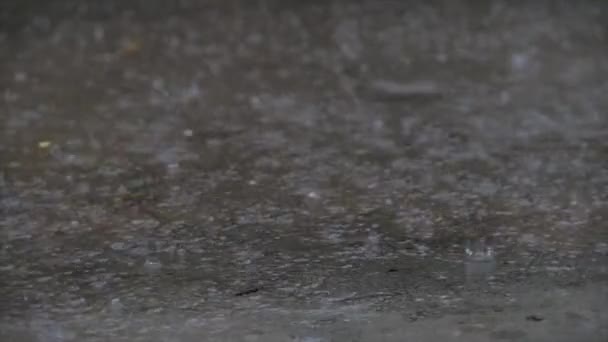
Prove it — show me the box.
[1,1,607,341]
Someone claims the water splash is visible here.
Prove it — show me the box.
[464,237,496,283]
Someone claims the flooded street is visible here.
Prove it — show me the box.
[1,1,607,341]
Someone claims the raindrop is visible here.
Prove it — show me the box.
[166,163,180,174]
[306,191,320,199]
[464,237,496,283]
[143,258,162,272]
[510,52,529,71]
[299,337,323,342]
[110,298,124,314]
[93,26,104,42]
[14,71,27,83]
[594,242,608,255]
[110,242,126,251]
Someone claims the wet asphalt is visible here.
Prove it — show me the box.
[1,1,607,341]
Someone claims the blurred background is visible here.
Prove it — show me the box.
[1,1,607,341]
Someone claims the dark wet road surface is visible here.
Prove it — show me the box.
[1,1,607,341]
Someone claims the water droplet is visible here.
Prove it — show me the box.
[300,337,323,342]
[464,238,496,283]
[511,53,529,71]
[14,71,27,83]
[93,26,104,41]
[306,191,320,199]
[143,258,162,272]
[594,242,608,255]
[38,141,52,149]
[110,298,123,314]
[110,242,126,251]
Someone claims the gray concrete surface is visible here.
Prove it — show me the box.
[1,1,607,341]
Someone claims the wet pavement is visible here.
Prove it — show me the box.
[1,1,608,341]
